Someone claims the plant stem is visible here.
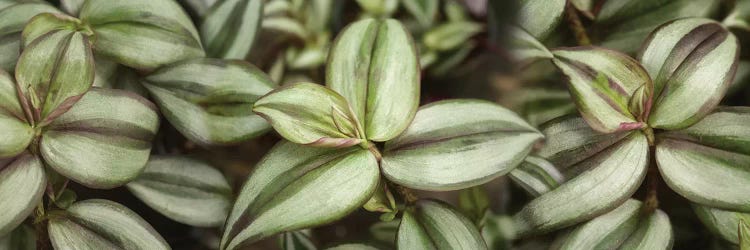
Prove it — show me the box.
[34,202,51,250]
[643,146,659,214]
[367,143,382,162]
[565,2,591,46]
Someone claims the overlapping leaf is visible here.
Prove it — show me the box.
[79,0,205,70]
[0,1,61,72]
[126,156,233,227]
[724,0,750,31]
[326,18,419,142]
[48,199,169,249]
[516,0,566,40]
[741,219,750,249]
[694,204,750,245]
[0,154,46,236]
[201,0,263,59]
[509,156,564,197]
[507,26,553,65]
[0,70,31,158]
[0,224,35,250]
[279,230,316,250]
[221,142,379,250]
[382,100,542,191]
[144,58,274,146]
[397,199,487,249]
[618,210,673,249]
[40,88,159,189]
[639,18,739,130]
[401,0,438,27]
[551,199,642,249]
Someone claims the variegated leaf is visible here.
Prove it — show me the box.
[143,58,274,146]
[516,0,566,40]
[458,186,489,226]
[423,21,483,51]
[126,156,232,227]
[15,16,94,126]
[201,0,263,59]
[0,224,35,250]
[518,88,576,126]
[60,0,84,16]
[21,13,92,48]
[0,1,61,72]
[0,70,31,158]
[509,156,564,197]
[551,199,641,249]
[221,142,379,249]
[253,83,363,148]
[326,18,419,142]
[656,107,750,212]
[0,154,45,236]
[48,199,169,250]
[693,204,750,245]
[508,26,553,65]
[279,230,316,250]
[514,117,648,236]
[40,88,159,189]
[79,0,204,70]
[397,199,487,249]
[596,0,721,53]
[325,244,381,250]
[551,47,652,133]
[618,210,673,249]
[382,100,542,191]
[401,0,438,27]
[639,18,739,130]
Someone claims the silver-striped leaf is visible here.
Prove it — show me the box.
[253,83,363,148]
[221,142,380,250]
[513,116,649,236]
[326,18,419,142]
[551,46,652,133]
[618,209,673,249]
[279,230,316,250]
[0,224,35,250]
[39,88,159,189]
[79,0,205,70]
[508,25,553,65]
[516,0,566,40]
[15,15,94,126]
[0,1,61,72]
[200,0,263,59]
[126,155,232,227]
[656,107,750,212]
[551,199,641,249]
[48,199,169,250]
[0,154,46,236]
[639,18,739,130]
[397,199,487,250]
[382,100,542,191]
[458,186,490,226]
[143,58,274,146]
[401,0,438,27]
[0,70,32,158]
[509,156,564,197]
[325,243,381,250]
[693,204,750,245]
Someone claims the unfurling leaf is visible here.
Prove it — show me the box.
[15,15,94,126]
[40,88,159,189]
[0,154,46,236]
[0,1,61,72]
[221,142,379,249]
[79,0,205,70]
[397,199,487,249]
[639,18,739,130]
[143,58,275,146]
[326,18,419,142]
[516,0,566,40]
[382,100,542,191]
[551,47,652,133]
[201,0,263,59]
[48,199,169,250]
[127,156,233,227]
[509,156,564,197]
[253,83,363,148]
[693,204,750,244]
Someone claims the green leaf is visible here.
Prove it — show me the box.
[724,0,750,31]
[481,215,514,250]
[79,0,205,70]
[279,230,317,250]
[0,154,46,236]
[253,83,363,147]
[48,199,169,249]
[126,155,233,227]
[325,244,381,250]
[509,156,564,197]
[200,0,263,59]
[551,199,641,249]
[551,47,652,133]
[596,0,721,53]
[60,0,84,16]
[693,204,750,244]
[401,0,438,27]
[53,189,77,210]
[356,0,397,17]
[639,18,739,130]
[363,179,397,216]
[40,88,159,189]
[423,21,483,51]
[397,199,487,249]
[183,0,218,18]
[518,88,576,126]
[326,18,419,142]
[458,186,490,226]
[221,142,379,249]
[0,71,32,158]
[741,219,750,249]
[370,219,400,244]
[618,210,673,249]
[143,58,274,146]
[21,13,91,48]
[15,17,94,125]
[516,0,566,40]
[0,224,35,250]
[514,117,648,236]
[0,1,61,72]
[382,100,542,191]
[507,25,553,65]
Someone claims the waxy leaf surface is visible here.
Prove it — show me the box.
[0,154,45,236]
[397,200,487,250]
[0,71,31,158]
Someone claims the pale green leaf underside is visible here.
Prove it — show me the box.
[127,155,232,227]
[144,58,275,146]
[0,2,61,72]
[516,0,565,40]
[48,199,169,250]
[40,88,159,189]
[201,0,262,59]
[382,99,542,191]
[693,204,750,245]
[222,142,379,249]
[397,200,488,250]
[0,154,46,236]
